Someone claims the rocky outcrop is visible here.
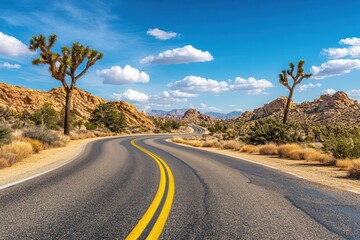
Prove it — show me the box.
[0,82,154,128]
[114,101,154,128]
[182,109,213,123]
[236,92,360,126]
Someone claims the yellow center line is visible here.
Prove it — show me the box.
[125,139,175,240]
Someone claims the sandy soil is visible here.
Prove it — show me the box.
[172,142,360,194]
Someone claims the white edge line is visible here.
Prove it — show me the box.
[167,139,308,180]
[0,138,97,191]
[347,189,360,195]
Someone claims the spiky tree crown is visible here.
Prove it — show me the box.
[29,34,103,90]
[278,60,312,90]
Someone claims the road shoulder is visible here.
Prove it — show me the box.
[169,140,360,194]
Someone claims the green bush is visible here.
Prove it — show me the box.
[31,103,59,129]
[0,125,11,146]
[245,118,291,145]
[90,102,127,133]
[323,135,360,159]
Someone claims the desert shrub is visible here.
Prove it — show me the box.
[90,102,127,133]
[278,144,302,158]
[0,158,10,168]
[84,122,97,130]
[0,141,33,166]
[221,140,242,150]
[246,118,291,145]
[202,140,217,148]
[0,125,11,146]
[348,160,360,179]
[336,159,354,170]
[323,135,360,159]
[23,127,69,148]
[17,137,43,153]
[241,145,260,153]
[31,103,59,130]
[302,148,335,165]
[288,149,304,160]
[259,144,279,155]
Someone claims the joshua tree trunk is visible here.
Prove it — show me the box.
[64,89,72,135]
[283,88,294,124]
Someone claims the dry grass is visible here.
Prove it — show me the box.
[288,149,304,160]
[0,158,10,168]
[221,140,242,151]
[302,148,335,165]
[16,137,43,153]
[0,141,33,166]
[348,160,360,179]
[336,159,354,170]
[259,144,279,155]
[241,145,260,154]
[202,140,217,148]
[279,144,302,158]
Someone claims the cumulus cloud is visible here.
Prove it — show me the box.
[0,62,21,69]
[146,28,177,40]
[140,45,214,64]
[322,88,336,95]
[231,77,273,94]
[0,32,33,56]
[168,75,229,93]
[311,59,360,79]
[109,89,149,103]
[97,65,150,85]
[322,37,360,59]
[347,89,360,99]
[298,83,322,92]
[162,90,198,98]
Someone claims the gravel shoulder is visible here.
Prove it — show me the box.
[171,141,360,194]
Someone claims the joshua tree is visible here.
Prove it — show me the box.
[29,34,103,135]
[279,60,312,124]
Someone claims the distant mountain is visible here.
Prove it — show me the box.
[148,108,243,119]
[205,111,243,119]
[147,109,188,118]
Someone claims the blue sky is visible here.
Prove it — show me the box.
[1,0,360,113]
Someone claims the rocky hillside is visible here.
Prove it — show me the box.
[0,83,154,128]
[237,91,360,126]
[182,109,213,123]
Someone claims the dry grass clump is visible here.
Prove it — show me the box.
[241,145,260,154]
[0,141,33,166]
[288,149,304,160]
[0,158,10,168]
[302,148,335,165]
[348,160,360,179]
[279,144,302,158]
[171,137,203,147]
[23,127,69,148]
[202,140,217,148]
[259,144,279,155]
[16,137,43,153]
[336,159,354,170]
[221,140,242,151]
[172,137,187,144]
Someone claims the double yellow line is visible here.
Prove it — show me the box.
[126,139,175,239]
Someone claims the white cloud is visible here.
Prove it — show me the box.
[311,59,360,79]
[231,77,273,95]
[167,90,198,98]
[322,37,360,58]
[298,83,322,92]
[0,62,21,69]
[0,32,32,56]
[347,89,360,99]
[140,45,214,64]
[146,28,177,40]
[97,65,150,85]
[322,88,336,95]
[109,89,149,103]
[168,75,229,93]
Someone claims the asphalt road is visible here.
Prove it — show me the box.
[1,125,360,239]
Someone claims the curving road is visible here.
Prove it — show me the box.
[1,125,360,239]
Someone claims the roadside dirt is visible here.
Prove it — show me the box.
[172,142,360,194]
